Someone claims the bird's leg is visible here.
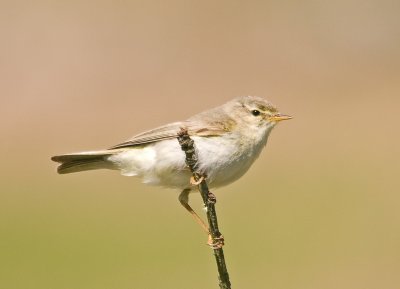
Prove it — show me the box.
[179,189,224,248]
[179,189,209,234]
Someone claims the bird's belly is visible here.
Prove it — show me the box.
[111,135,265,190]
[151,137,249,189]
[192,136,262,188]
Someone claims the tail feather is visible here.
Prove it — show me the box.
[51,151,116,174]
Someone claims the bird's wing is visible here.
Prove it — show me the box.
[109,121,228,149]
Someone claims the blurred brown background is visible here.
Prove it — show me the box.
[1,1,399,288]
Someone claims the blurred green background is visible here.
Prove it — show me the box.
[1,1,400,288]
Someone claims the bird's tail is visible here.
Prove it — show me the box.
[51,150,117,174]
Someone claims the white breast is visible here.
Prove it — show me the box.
[108,125,274,190]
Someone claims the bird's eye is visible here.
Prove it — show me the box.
[251,110,261,116]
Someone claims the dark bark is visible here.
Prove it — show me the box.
[177,128,231,289]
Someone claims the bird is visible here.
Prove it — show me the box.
[51,96,291,245]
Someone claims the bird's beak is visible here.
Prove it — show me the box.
[268,114,292,122]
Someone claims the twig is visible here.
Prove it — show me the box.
[177,128,231,289]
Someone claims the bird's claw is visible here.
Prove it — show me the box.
[207,233,225,249]
[190,175,205,186]
[207,191,217,204]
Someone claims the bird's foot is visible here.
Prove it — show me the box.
[207,233,225,249]
[190,175,205,186]
[207,191,217,204]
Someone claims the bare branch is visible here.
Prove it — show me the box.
[177,128,231,289]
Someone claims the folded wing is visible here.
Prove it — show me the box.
[109,121,229,149]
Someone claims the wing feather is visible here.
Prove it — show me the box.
[109,121,228,149]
